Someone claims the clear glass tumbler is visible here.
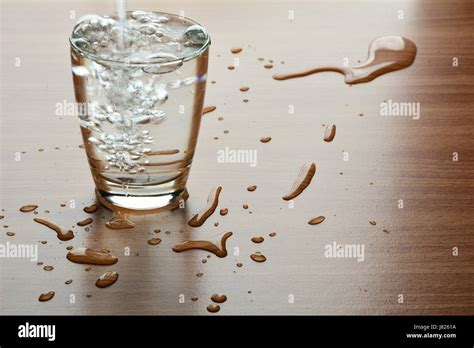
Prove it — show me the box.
[70,11,210,213]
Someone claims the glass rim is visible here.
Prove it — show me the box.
[69,10,210,67]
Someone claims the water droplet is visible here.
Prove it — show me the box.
[106,211,135,229]
[95,271,119,288]
[38,291,55,302]
[308,216,325,225]
[147,238,161,245]
[282,162,316,201]
[202,105,216,115]
[66,247,118,265]
[19,205,38,212]
[34,218,74,241]
[211,294,227,303]
[323,124,336,142]
[251,236,264,243]
[77,218,93,227]
[273,36,417,85]
[207,304,220,313]
[173,232,233,258]
[83,204,99,214]
[247,185,257,192]
[188,186,222,227]
[250,252,267,263]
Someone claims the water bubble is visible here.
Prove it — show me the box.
[72,38,90,50]
[133,115,153,125]
[131,10,149,19]
[154,30,166,38]
[73,23,91,36]
[157,16,169,23]
[167,42,181,51]
[88,137,101,144]
[131,69,144,78]
[139,24,156,35]
[184,25,208,45]
[142,53,182,74]
[72,66,90,77]
[99,17,115,30]
[183,76,198,86]
[155,89,168,104]
[82,14,101,27]
[167,80,182,89]
[138,15,152,23]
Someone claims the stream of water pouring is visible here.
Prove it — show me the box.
[115,0,127,51]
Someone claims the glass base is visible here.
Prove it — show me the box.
[95,187,188,214]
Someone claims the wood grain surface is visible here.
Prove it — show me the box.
[1,0,473,315]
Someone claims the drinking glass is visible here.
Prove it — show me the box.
[70,11,210,213]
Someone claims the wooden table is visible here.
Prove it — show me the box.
[1,0,473,315]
